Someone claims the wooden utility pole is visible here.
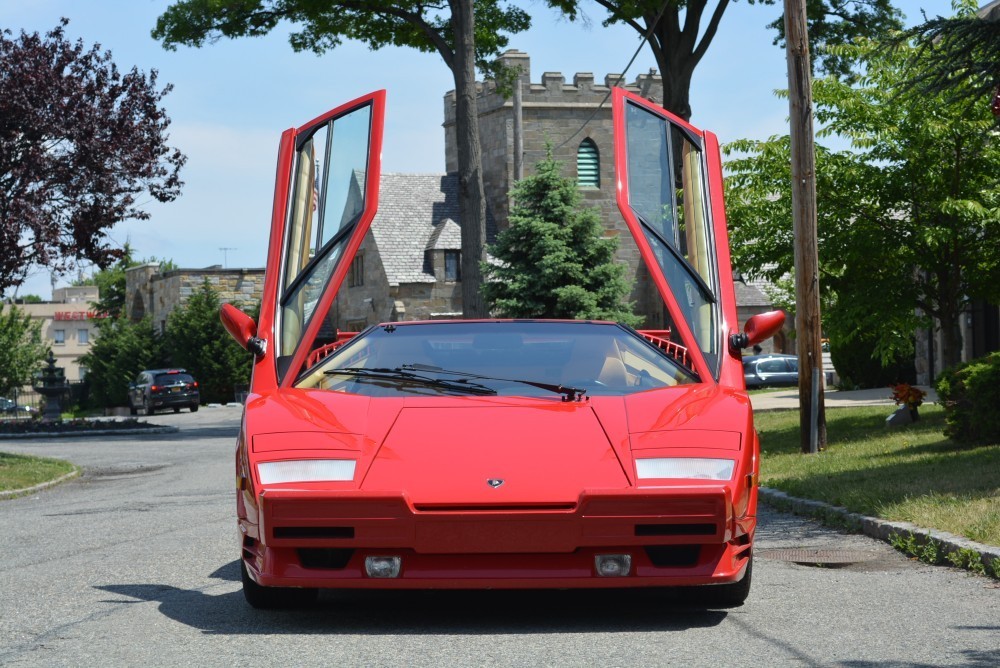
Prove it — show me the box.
[784,0,827,453]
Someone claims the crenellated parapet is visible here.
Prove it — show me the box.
[443,50,662,127]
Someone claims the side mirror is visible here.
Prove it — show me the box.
[220,304,266,357]
[729,310,786,352]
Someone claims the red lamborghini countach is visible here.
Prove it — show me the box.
[221,88,784,608]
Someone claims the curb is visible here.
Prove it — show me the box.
[0,426,179,440]
[760,487,1000,578]
[0,467,81,500]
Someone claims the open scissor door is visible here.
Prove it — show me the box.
[259,91,385,386]
[613,88,740,383]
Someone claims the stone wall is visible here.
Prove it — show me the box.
[126,264,265,331]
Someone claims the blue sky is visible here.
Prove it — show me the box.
[2,0,957,299]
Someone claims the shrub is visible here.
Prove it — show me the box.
[829,333,915,389]
[935,351,1000,444]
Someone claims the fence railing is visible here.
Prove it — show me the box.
[2,382,88,418]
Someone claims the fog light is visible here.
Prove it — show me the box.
[595,554,632,577]
[365,556,402,578]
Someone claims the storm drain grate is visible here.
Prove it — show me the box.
[757,548,879,567]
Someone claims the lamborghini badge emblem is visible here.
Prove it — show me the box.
[487,478,504,488]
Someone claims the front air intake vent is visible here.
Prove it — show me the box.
[297,548,354,570]
[644,545,701,567]
[274,526,354,539]
[635,523,716,536]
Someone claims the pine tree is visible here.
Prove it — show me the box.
[482,151,641,327]
[79,315,166,408]
[164,281,254,404]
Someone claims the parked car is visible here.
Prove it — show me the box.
[0,397,36,415]
[128,369,200,415]
[743,354,799,388]
[220,89,785,609]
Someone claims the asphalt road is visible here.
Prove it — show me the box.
[1,407,997,667]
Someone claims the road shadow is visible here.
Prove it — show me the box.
[97,560,728,635]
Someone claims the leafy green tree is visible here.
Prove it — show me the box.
[152,0,533,318]
[482,151,641,326]
[550,1,901,120]
[904,0,1000,105]
[78,315,166,407]
[724,33,1000,372]
[164,281,253,404]
[0,305,47,397]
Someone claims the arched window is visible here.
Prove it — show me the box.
[577,138,600,188]
[130,291,146,322]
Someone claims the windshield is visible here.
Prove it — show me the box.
[298,321,695,397]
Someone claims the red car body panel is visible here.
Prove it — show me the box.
[232,88,768,596]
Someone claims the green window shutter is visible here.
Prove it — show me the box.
[577,138,600,188]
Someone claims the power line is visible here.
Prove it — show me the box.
[554,0,672,151]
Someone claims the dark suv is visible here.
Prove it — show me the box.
[129,369,200,415]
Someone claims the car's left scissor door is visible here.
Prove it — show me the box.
[257,91,385,387]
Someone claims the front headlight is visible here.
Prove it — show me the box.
[635,457,735,480]
[257,459,356,484]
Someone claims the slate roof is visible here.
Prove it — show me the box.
[370,173,494,286]
[733,277,773,308]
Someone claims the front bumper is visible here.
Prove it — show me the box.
[240,487,754,589]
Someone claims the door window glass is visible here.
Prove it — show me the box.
[625,101,718,375]
[280,103,372,359]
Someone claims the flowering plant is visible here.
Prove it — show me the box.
[891,383,926,409]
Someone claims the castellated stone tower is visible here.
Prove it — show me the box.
[443,50,667,326]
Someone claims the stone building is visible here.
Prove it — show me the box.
[11,286,102,382]
[444,50,666,325]
[444,49,779,334]
[125,264,265,332]
[120,174,477,337]
[329,172,488,331]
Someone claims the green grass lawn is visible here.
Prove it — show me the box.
[0,452,76,493]
[756,404,1000,547]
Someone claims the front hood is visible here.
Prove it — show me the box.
[360,403,630,504]
[621,384,752,435]
[245,387,753,497]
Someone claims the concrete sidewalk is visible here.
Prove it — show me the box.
[750,385,938,411]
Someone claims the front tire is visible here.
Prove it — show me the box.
[129,400,137,416]
[240,559,317,609]
[145,398,154,416]
[699,553,753,608]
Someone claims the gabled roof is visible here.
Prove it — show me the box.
[370,173,494,286]
[426,218,462,251]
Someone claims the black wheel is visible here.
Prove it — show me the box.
[173,407,181,413]
[699,554,753,609]
[240,559,317,609]
[129,400,137,416]
[190,403,199,413]
[145,397,155,416]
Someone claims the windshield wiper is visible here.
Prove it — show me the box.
[325,367,497,396]
[402,364,587,402]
